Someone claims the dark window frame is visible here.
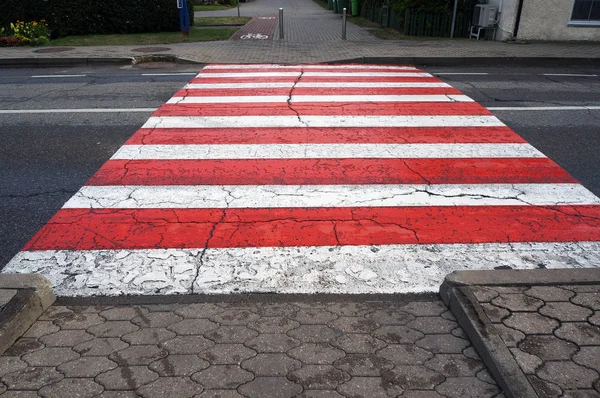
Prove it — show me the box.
[569,0,600,26]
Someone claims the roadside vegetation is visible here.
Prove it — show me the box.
[194,16,251,26]
[50,29,237,46]
[193,4,234,11]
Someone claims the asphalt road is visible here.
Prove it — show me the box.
[1,63,599,269]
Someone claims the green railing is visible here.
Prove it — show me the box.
[404,8,470,37]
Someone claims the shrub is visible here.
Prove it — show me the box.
[0,36,27,46]
[1,0,194,38]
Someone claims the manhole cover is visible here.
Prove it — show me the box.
[34,47,74,53]
[132,47,171,53]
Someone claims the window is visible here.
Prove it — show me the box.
[570,0,600,26]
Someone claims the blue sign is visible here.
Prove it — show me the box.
[178,0,190,35]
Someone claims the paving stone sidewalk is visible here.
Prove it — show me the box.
[0,296,503,397]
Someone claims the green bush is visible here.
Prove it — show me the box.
[1,0,194,38]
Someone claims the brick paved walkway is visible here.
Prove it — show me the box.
[0,298,502,397]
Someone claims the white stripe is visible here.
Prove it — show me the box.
[196,72,433,78]
[0,108,156,114]
[142,115,505,129]
[31,74,86,78]
[6,243,600,296]
[203,64,418,70]
[63,184,597,209]
[542,73,598,77]
[184,82,452,89]
[112,143,543,160]
[166,95,473,104]
[488,106,600,111]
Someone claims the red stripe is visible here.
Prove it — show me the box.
[87,158,576,186]
[175,87,462,97]
[153,103,491,117]
[189,77,442,84]
[24,206,600,251]
[126,127,524,145]
[200,68,427,73]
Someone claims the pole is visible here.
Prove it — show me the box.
[342,7,347,40]
[237,0,240,17]
[279,8,284,39]
[450,0,458,38]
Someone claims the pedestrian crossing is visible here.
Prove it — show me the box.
[4,64,600,296]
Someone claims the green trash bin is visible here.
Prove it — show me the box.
[328,0,333,10]
[351,0,358,16]
[333,0,339,13]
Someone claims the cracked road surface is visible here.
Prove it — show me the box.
[3,64,600,296]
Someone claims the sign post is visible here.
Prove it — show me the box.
[178,0,190,36]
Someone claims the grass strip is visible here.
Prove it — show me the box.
[194,16,252,26]
[50,29,237,46]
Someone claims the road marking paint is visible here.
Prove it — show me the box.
[6,242,599,295]
[488,106,600,111]
[0,108,156,114]
[89,158,575,186]
[184,82,452,88]
[112,143,543,160]
[196,72,433,78]
[62,184,596,209]
[542,73,598,77]
[166,95,473,104]
[127,126,524,145]
[31,74,87,78]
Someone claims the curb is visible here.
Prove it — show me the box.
[439,268,600,398]
[0,274,56,355]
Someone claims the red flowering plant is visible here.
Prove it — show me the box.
[0,20,50,46]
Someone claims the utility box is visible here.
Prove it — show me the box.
[473,4,497,27]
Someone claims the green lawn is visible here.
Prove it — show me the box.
[50,29,237,46]
[194,16,252,26]
[193,4,233,11]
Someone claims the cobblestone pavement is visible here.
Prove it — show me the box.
[472,284,600,397]
[0,297,503,397]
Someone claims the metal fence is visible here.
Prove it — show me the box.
[403,8,470,37]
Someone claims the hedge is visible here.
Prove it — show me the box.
[1,0,194,38]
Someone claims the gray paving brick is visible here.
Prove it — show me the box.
[53,312,105,329]
[38,378,104,398]
[435,377,500,397]
[469,286,499,302]
[563,286,600,293]
[366,309,415,325]
[174,303,225,318]
[331,333,386,354]
[141,304,185,312]
[480,303,510,323]
[238,376,303,398]
[451,327,468,340]
[3,338,44,356]
[196,390,245,397]
[247,316,299,333]
[160,336,215,354]
[0,392,40,398]
[109,345,168,365]
[96,366,159,390]
[168,319,219,335]
[571,293,600,310]
[57,356,118,377]
[491,294,544,312]
[149,355,210,376]
[573,346,600,370]
[401,301,448,316]
[1,367,64,390]
[39,330,94,347]
[136,377,204,398]
[382,366,444,390]
[503,312,558,335]
[328,317,379,334]
[416,335,470,354]
[424,354,483,377]
[73,338,129,356]
[38,306,74,321]
[292,308,337,324]
[96,392,140,398]
[210,309,260,325]
[245,334,300,352]
[337,376,404,397]
[519,335,578,360]
[373,326,424,344]
[476,368,496,385]
[509,348,542,374]
[376,344,433,365]
[87,321,139,338]
[555,322,600,345]
[191,365,253,389]
[296,391,345,398]
[122,328,176,344]
[401,391,446,398]
[23,321,60,339]
[461,347,481,360]
[324,302,373,317]
[537,361,599,389]
[132,312,183,328]
[204,325,259,344]
[333,354,393,376]
[563,390,600,398]
[22,347,79,366]
[540,302,593,322]
[289,343,345,364]
[251,303,299,317]
[590,312,600,327]
[0,357,28,377]
[199,344,256,364]
[288,325,340,343]
[493,324,526,347]
[100,306,148,321]
[524,286,575,301]
[241,353,300,376]
[288,365,350,389]
[528,374,564,397]
[407,317,457,334]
